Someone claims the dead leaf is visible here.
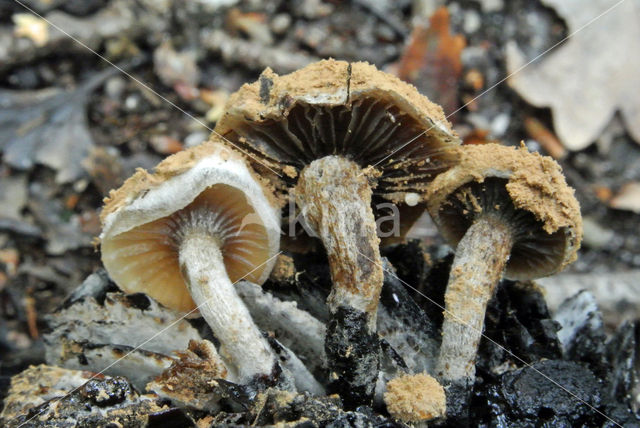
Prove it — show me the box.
[0,67,119,183]
[507,0,640,150]
[391,6,466,116]
[609,182,640,214]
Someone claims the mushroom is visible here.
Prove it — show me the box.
[426,143,582,392]
[384,373,446,424]
[215,59,460,406]
[99,139,282,383]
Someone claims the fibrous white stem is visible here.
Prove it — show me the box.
[436,215,513,384]
[296,156,384,325]
[296,155,383,407]
[179,233,276,382]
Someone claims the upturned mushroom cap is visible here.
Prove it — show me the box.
[100,139,280,313]
[426,143,582,280]
[215,59,460,208]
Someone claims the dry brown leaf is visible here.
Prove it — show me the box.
[506,0,640,150]
[392,6,466,116]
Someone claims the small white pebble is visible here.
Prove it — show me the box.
[525,139,541,152]
[124,94,139,110]
[490,112,510,137]
[464,10,481,33]
[105,76,126,100]
[404,193,420,207]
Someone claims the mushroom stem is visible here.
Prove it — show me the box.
[436,214,513,385]
[296,155,382,407]
[179,233,277,382]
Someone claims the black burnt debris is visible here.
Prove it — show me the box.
[324,304,381,410]
[3,242,639,427]
[484,360,602,425]
[607,321,640,418]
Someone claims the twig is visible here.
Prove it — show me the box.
[24,292,39,339]
[201,29,319,74]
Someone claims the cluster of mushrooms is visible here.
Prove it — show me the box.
[99,59,582,423]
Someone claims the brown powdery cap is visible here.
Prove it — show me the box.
[384,373,446,423]
[426,143,583,280]
[215,59,460,206]
[100,139,281,313]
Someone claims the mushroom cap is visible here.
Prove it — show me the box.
[100,139,281,313]
[215,59,460,206]
[384,373,446,422]
[426,143,582,280]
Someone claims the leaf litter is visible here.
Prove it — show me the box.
[0,66,120,184]
[507,0,640,150]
